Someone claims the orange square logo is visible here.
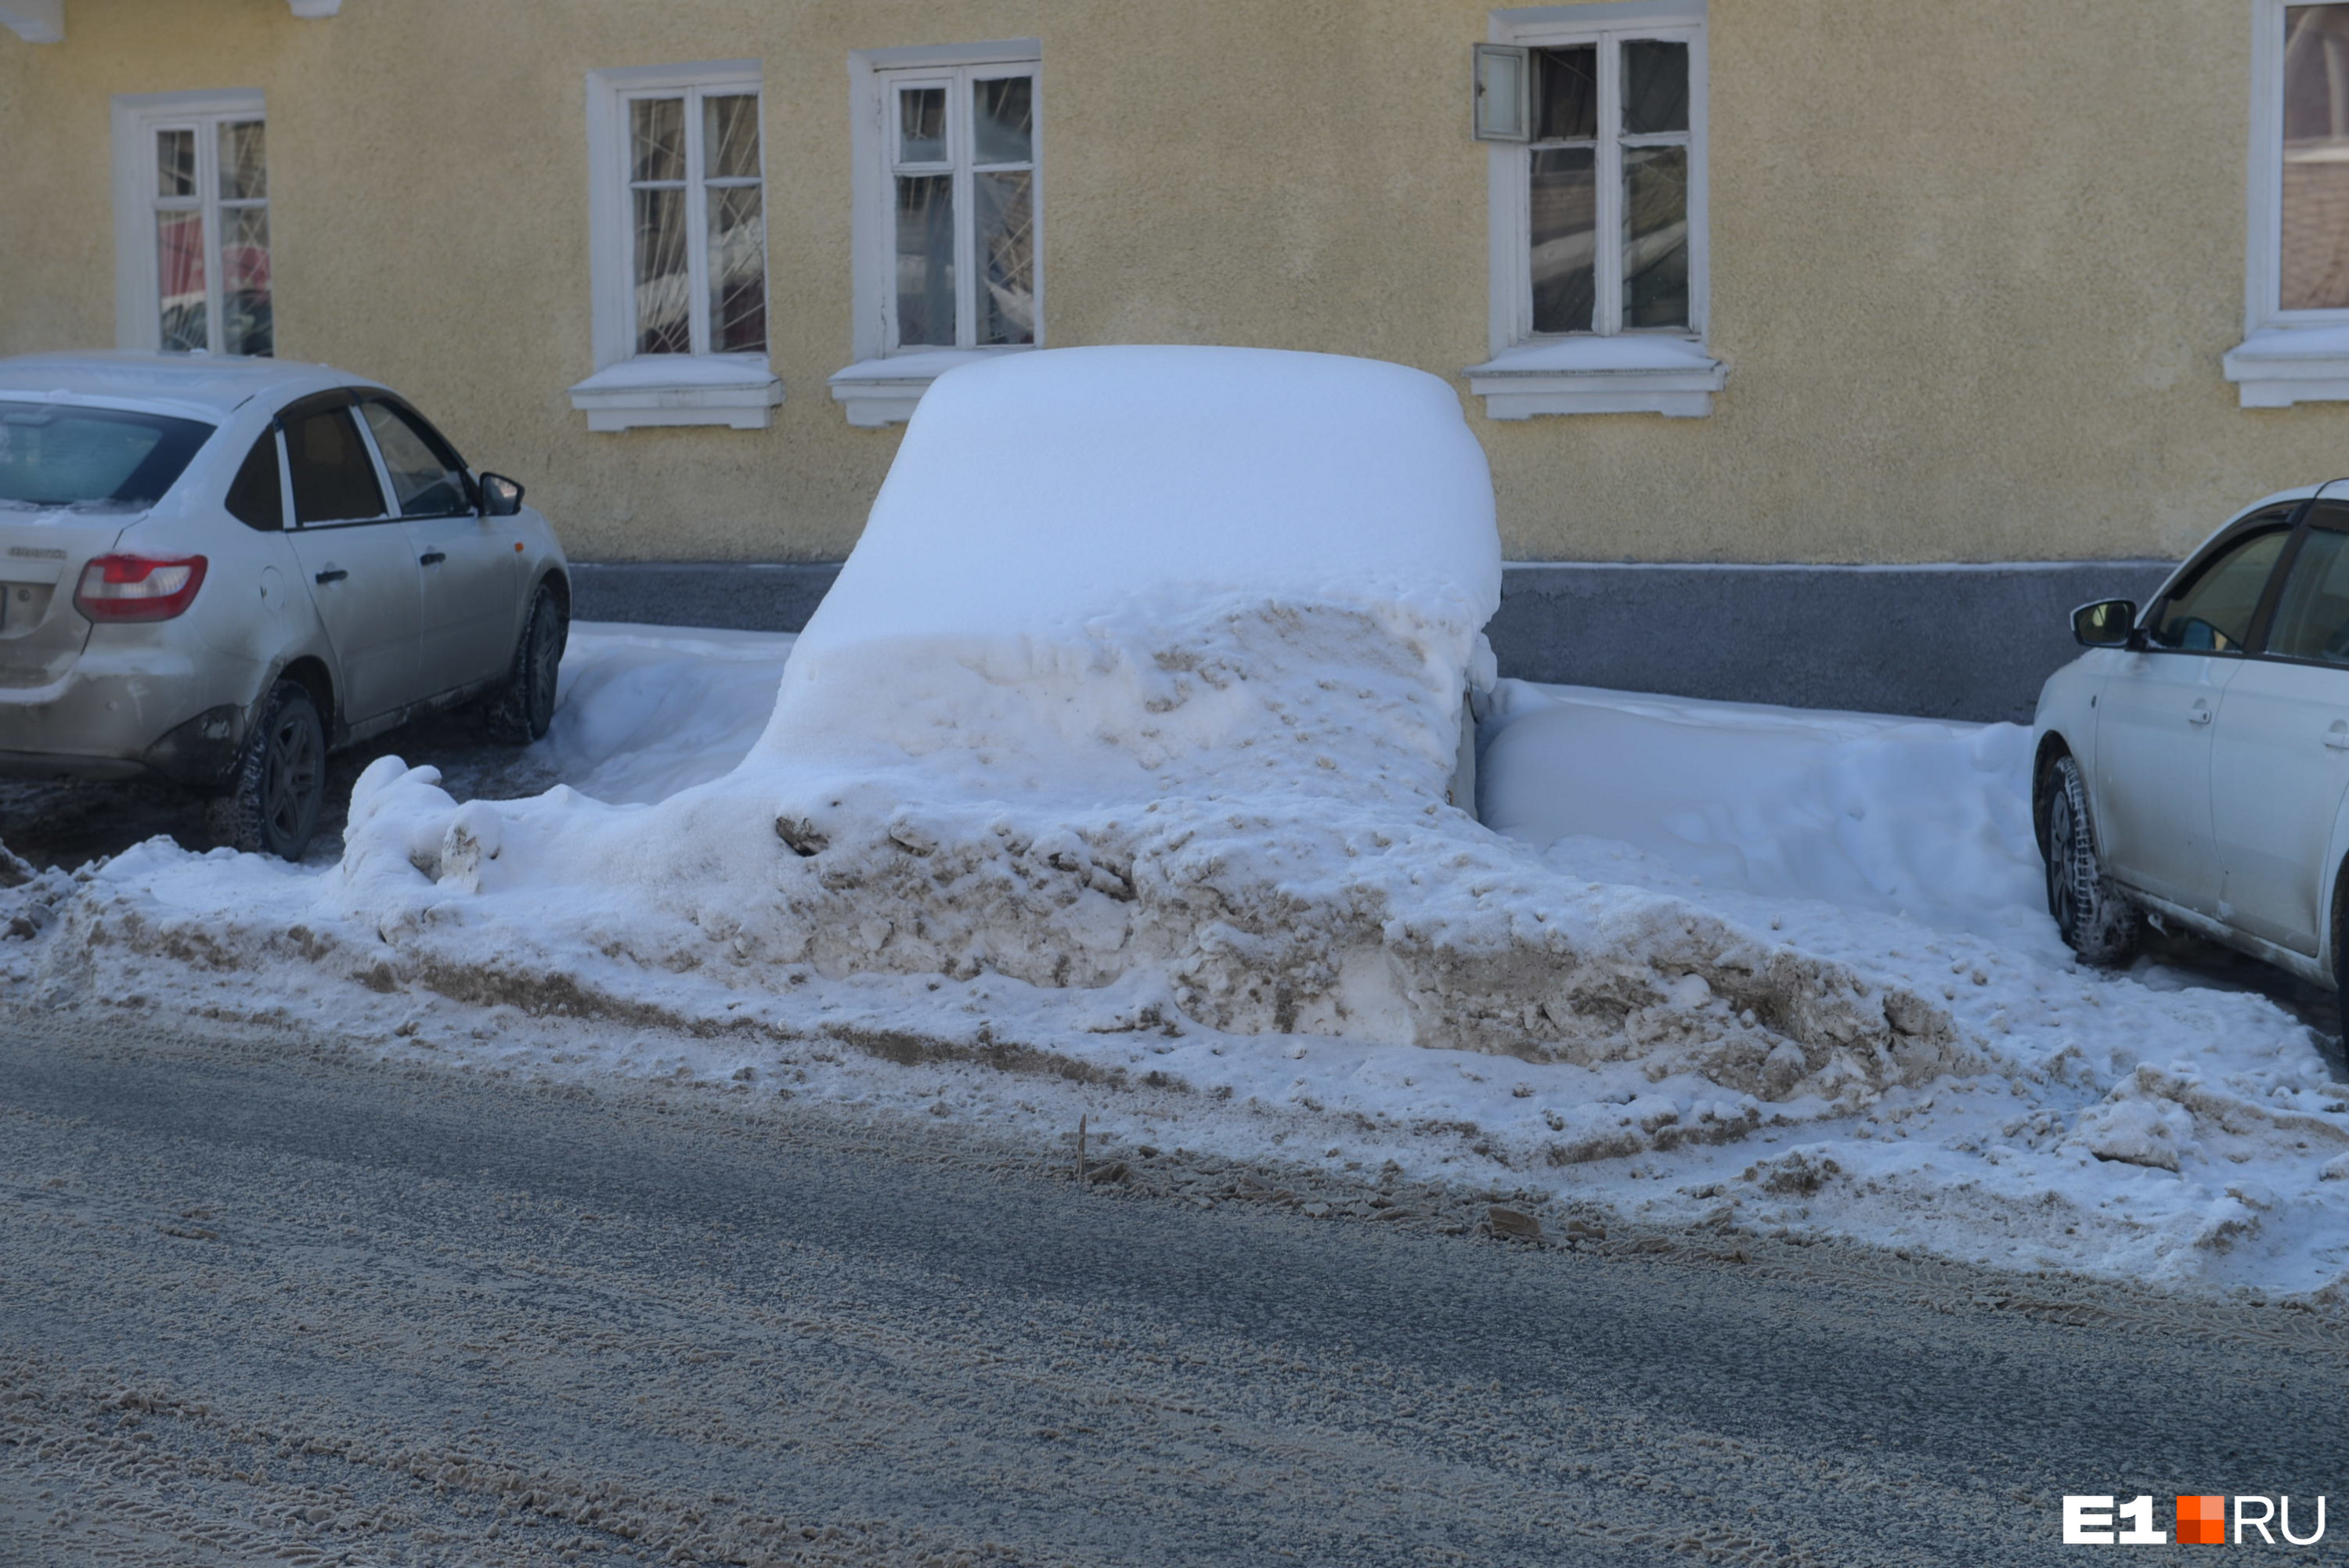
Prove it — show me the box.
[2178,1494,2227,1545]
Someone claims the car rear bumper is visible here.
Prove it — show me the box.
[0,651,259,788]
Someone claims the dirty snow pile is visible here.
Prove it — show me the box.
[1478,683,2349,1290]
[272,347,1960,1086]
[6,344,2347,1294]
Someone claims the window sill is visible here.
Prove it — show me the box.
[1464,336,1726,419]
[828,349,1022,427]
[566,356,782,432]
[2222,326,2349,408]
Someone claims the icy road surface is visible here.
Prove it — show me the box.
[4,1011,2345,1568]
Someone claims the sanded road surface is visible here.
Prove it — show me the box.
[2,1013,2344,1566]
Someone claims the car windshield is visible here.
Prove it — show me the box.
[0,400,215,514]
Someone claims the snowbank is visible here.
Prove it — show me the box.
[318,348,1956,1079]
[9,345,2346,1295]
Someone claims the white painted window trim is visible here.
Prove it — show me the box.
[833,38,1042,428]
[110,89,267,355]
[2228,0,2349,406]
[571,59,781,432]
[1466,1,1723,419]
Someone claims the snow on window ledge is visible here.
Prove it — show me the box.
[2222,325,2349,409]
[1463,336,1726,420]
[828,349,1027,428]
[566,355,783,433]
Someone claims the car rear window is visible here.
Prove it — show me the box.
[0,401,215,514]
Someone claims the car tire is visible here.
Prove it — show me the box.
[485,584,565,745]
[2044,752,2142,964]
[213,679,327,862]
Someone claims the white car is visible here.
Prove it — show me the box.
[2034,484,2349,991]
[0,352,569,860]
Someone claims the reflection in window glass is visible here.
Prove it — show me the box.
[899,88,947,163]
[895,175,955,346]
[973,77,1032,165]
[2267,524,2349,661]
[2152,530,2289,651]
[882,66,1039,351]
[2284,5,2349,309]
[1530,149,1597,333]
[1625,145,1689,327]
[361,402,468,517]
[702,94,766,355]
[148,115,270,356]
[1524,33,1694,338]
[625,88,764,356]
[0,403,211,511]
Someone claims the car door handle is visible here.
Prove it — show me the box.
[2329,723,2349,751]
[419,551,446,566]
[2188,704,2212,725]
[313,568,348,584]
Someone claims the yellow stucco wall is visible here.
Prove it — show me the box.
[0,0,2333,564]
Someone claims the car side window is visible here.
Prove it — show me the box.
[2264,520,2349,663]
[284,407,388,525]
[223,431,282,532]
[359,399,470,518]
[2149,527,2289,652]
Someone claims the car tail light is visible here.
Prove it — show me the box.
[74,553,209,622]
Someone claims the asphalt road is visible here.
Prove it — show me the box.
[3,1014,2345,1566]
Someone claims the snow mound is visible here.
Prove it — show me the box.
[312,346,1958,1083]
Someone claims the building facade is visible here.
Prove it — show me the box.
[3,1,2347,715]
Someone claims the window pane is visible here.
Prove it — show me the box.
[2151,529,2289,651]
[703,93,760,180]
[225,432,283,532]
[156,210,207,353]
[2267,524,2349,660]
[2283,5,2349,308]
[975,171,1034,345]
[894,173,955,345]
[1624,145,1690,328]
[1622,39,1690,135]
[707,185,768,353]
[218,119,267,201]
[1529,147,1596,333]
[630,97,685,183]
[284,409,386,525]
[898,87,947,163]
[361,402,468,517]
[0,402,209,510]
[1534,46,1597,141]
[973,76,1033,164]
[218,205,272,356]
[156,128,195,198]
[633,186,691,355]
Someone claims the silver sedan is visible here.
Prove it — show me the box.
[0,352,569,860]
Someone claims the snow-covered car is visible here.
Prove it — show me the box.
[2033,484,2349,989]
[0,351,569,860]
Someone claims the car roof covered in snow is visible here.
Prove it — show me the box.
[0,351,381,424]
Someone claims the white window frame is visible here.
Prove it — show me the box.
[2228,0,2349,406]
[1465,2,1725,419]
[831,39,1043,428]
[110,89,269,355]
[569,59,782,433]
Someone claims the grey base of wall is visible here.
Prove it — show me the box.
[570,558,2180,726]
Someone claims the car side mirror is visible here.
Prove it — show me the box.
[2072,598,2138,648]
[479,472,525,518]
